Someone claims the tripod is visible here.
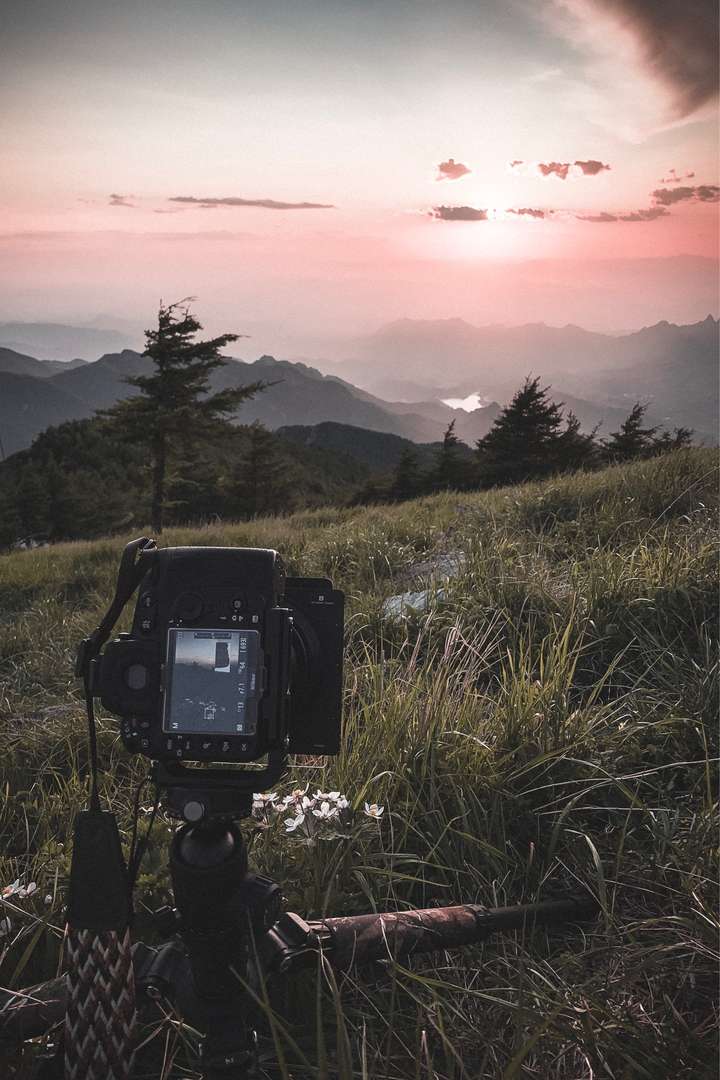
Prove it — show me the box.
[12,820,597,1079]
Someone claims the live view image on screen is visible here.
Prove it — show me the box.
[163,629,260,735]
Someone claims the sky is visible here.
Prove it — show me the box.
[0,0,718,349]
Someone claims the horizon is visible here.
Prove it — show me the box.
[1,0,718,346]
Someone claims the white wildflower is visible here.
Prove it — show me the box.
[17,882,37,899]
[284,813,306,833]
[364,802,384,819]
[300,795,316,811]
[312,801,339,820]
[44,894,53,906]
[2,879,20,899]
[253,792,279,806]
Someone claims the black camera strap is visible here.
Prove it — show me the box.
[64,537,157,1080]
[76,535,156,808]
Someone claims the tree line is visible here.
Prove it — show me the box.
[0,302,694,545]
[360,378,693,505]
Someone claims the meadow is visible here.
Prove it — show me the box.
[0,448,717,1078]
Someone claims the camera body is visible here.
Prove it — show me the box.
[92,546,344,767]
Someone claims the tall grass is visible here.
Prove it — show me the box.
[1,449,718,1077]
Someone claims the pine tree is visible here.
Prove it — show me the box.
[554,412,598,472]
[650,426,694,455]
[603,402,658,462]
[231,422,297,518]
[103,300,264,532]
[476,377,565,487]
[434,420,467,490]
[392,447,421,501]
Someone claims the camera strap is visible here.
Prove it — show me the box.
[75,535,156,807]
[64,537,156,1080]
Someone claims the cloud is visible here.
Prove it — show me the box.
[652,184,720,205]
[660,168,696,183]
[509,159,524,168]
[571,0,718,117]
[577,206,669,222]
[538,161,571,179]
[168,195,334,210]
[436,158,471,181]
[430,205,489,221]
[618,206,669,221]
[536,160,611,178]
[574,159,611,175]
[507,207,547,219]
[109,193,136,208]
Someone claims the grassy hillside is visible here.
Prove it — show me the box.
[0,449,717,1078]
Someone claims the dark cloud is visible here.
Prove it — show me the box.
[169,196,334,210]
[509,159,524,168]
[430,205,488,221]
[109,193,135,208]
[660,168,696,183]
[578,211,618,222]
[577,206,669,222]
[619,206,669,221]
[508,207,547,218]
[581,0,718,116]
[574,159,611,175]
[436,158,471,181]
[538,161,571,179]
[537,160,610,179]
[652,184,720,205]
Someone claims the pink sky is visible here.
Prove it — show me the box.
[1,0,717,347]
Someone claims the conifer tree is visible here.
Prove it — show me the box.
[392,446,421,501]
[103,300,264,532]
[476,377,565,486]
[231,422,296,518]
[434,420,466,490]
[650,426,694,455]
[554,411,598,471]
[603,402,658,462]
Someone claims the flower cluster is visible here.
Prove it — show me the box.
[251,787,384,839]
[2,879,37,900]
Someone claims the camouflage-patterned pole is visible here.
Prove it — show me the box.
[317,897,598,970]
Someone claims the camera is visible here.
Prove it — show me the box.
[89,545,344,770]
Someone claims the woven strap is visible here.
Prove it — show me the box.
[64,927,136,1080]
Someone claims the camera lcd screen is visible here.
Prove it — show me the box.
[163,629,261,736]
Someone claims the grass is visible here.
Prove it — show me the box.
[0,448,718,1078]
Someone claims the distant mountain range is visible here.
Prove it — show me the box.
[0,314,716,458]
[0,349,500,457]
[341,315,719,440]
[0,322,136,361]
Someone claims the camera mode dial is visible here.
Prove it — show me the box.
[174,592,204,621]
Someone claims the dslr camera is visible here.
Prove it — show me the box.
[81,542,344,818]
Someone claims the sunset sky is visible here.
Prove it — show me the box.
[1,0,717,349]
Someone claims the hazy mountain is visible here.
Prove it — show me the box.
[0,350,463,455]
[333,315,718,443]
[0,347,88,379]
[1,315,713,459]
[545,315,719,440]
[342,314,718,394]
[0,322,135,362]
[0,373,88,457]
